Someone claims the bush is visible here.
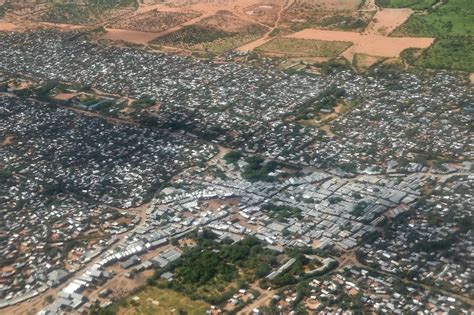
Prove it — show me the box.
[223,150,243,164]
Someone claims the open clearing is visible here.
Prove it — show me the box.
[101,28,161,44]
[115,286,209,315]
[256,37,352,57]
[0,20,18,31]
[243,5,434,62]
[285,28,433,60]
[365,8,412,35]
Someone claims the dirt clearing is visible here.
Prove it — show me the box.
[101,28,161,44]
[285,29,433,60]
[365,8,413,35]
[0,20,19,31]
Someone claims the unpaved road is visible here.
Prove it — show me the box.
[237,285,275,314]
[236,0,296,51]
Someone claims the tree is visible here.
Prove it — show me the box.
[223,150,243,164]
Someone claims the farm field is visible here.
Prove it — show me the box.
[151,13,268,54]
[279,0,368,32]
[1,0,472,72]
[285,29,433,59]
[366,8,412,35]
[256,37,352,58]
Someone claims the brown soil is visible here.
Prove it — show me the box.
[2,135,14,146]
[237,0,296,51]
[101,28,162,44]
[53,92,76,101]
[279,0,362,30]
[244,3,281,26]
[365,8,412,35]
[0,20,19,31]
[237,283,275,315]
[285,29,433,60]
[199,11,260,32]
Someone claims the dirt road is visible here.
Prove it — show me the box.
[236,0,296,51]
[237,285,275,315]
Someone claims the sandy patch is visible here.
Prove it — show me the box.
[285,29,433,60]
[101,28,161,44]
[365,8,413,35]
[53,92,76,100]
[237,35,272,51]
[0,21,19,31]
[2,135,14,146]
[470,73,474,85]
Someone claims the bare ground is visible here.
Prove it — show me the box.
[285,29,433,60]
[101,28,162,44]
[365,8,412,35]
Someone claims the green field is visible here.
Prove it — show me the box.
[415,37,474,72]
[393,0,474,72]
[256,38,352,58]
[393,0,474,37]
[376,0,436,10]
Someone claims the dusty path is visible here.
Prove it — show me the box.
[236,0,296,51]
[237,285,275,315]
